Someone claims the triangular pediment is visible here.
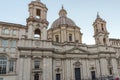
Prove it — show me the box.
[65,47,89,54]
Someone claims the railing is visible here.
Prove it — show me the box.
[109,39,120,47]
[81,76,114,80]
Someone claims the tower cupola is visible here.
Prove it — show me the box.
[59,6,67,17]
[26,0,49,40]
[93,13,109,45]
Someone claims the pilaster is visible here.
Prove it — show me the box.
[111,58,119,77]
[100,58,109,76]
[18,57,31,80]
[43,57,52,80]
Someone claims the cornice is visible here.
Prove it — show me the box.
[27,17,49,26]
[0,36,19,40]
[18,47,54,51]
[0,21,26,28]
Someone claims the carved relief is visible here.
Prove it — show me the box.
[73,60,82,67]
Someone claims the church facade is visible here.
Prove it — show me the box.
[0,0,120,80]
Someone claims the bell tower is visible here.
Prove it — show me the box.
[93,13,109,45]
[27,0,49,40]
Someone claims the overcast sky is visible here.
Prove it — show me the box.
[0,0,120,44]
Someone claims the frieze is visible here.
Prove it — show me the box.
[19,55,32,58]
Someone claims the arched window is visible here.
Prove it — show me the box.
[0,56,7,74]
[34,29,41,39]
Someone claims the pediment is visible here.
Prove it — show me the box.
[65,47,89,54]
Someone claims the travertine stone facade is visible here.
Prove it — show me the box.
[0,0,120,80]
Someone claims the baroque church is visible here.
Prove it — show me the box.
[0,0,120,80]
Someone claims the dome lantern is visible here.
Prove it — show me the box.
[51,6,76,28]
[59,6,67,17]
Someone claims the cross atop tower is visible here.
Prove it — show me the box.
[62,5,64,9]
[97,12,100,18]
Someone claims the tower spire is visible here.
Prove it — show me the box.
[36,0,40,2]
[97,12,100,18]
[62,4,64,9]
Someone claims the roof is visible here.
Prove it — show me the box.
[0,21,26,28]
[51,6,76,28]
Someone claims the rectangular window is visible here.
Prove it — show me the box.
[9,60,14,72]
[12,29,17,35]
[36,9,41,16]
[34,61,40,69]
[56,74,60,80]
[75,68,81,80]
[69,34,72,42]
[0,57,7,74]
[55,35,59,42]
[0,78,3,80]
[11,40,16,47]
[91,71,96,80]
[109,68,112,75]
[34,73,39,80]
[2,40,8,47]
[3,28,9,35]
[11,48,16,52]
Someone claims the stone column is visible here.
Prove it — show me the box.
[100,58,109,77]
[95,59,100,78]
[86,59,90,79]
[18,58,24,80]
[43,57,52,80]
[41,27,47,40]
[28,24,33,39]
[66,59,71,80]
[71,59,74,80]
[111,58,119,77]
[23,58,31,80]
[62,59,66,80]
[82,60,87,79]
[18,57,31,80]
[61,26,66,43]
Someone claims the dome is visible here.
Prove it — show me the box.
[51,6,76,28]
